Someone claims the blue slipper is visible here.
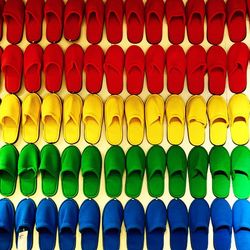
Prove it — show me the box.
[167,199,188,250]
[124,199,145,250]
[15,199,36,250]
[103,199,123,250]
[146,199,167,250]
[36,198,58,250]
[189,199,210,250]
[79,199,100,250]
[59,199,79,250]
[211,198,232,250]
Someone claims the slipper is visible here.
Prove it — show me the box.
[59,199,79,250]
[81,146,102,198]
[105,95,124,145]
[44,0,64,43]
[186,95,207,146]
[82,94,103,144]
[125,146,145,198]
[65,44,84,93]
[124,199,145,250]
[0,94,21,144]
[105,0,123,44]
[145,94,164,145]
[85,0,104,44]
[84,45,104,94]
[0,145,18,196]
[41,93,62,143]
[228,94,249,145]
[125,45,145,95]
[104,45,124,95]
[146,145,166,197]
[0,0,5,41]
[3,0,24,44]
[166,0,185,45]
[207,96,228,145]
[188,146,209,198]
[43,44,64,93]
[146,45,165,94]
[125,0,144,43]
[18,144,39,196]
[40,144,61,197]
[61,146,81,198]
[166,146,187,198]
[2,44,23,93]
[166,45,186,94]
[189,199,210,250]
[24,44,43,93]
[186,45,207,95]
[227,42,249,93]
[146,199,167,250]
[165,95,185,145]
[22,93,41,143]
[125,95,144,145]
[63,94,83,144]
[64,0,84,41]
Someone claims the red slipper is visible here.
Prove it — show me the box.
[165,0,185,45]
[227,0,246,42]
[1,45,23,93]
[186,45,207,95]
[85,0,104,44]
[166,45,186,94]
[25,0,44,43]
[207,46,226,95]
[145,0,164,44]
[105,0,123,44]
[24,44,43,93]
[3,0,25,44]
[44,0,64,43]
[186,0,205,45]
[84,45,104,93]
[125,45,145,95]
[64,0,84,41]
[43,44,64,93]
[125,0,144,43]
[104,45,124,95]
[228,42,249,93]
[0,0,5,41]
[146,45,165,94]
[65,44,84,93]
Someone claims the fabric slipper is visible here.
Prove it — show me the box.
[0,0,5,41]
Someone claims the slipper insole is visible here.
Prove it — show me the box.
[44,116,59,142]
[147,13,161,40]
[126,170,142,197]
[171,228,187,250]
[0,170,15,195]
[127,228,143,250]
[190,175,206,198]
[213,171,230,198]
[106,171,122,197]
[62,171,77,198]
[128,14,142,41]
[47,13,61,42]
[41,171,57,196]
[60,228,75,250]
[0,228,12,250]
[104,229,120,250]
[214,226,231,249]
[38,227,55,250]
[209,13,224,41]
[191,227,208,250]
[229,12,245,40]
[169,171,185,198]
[20,170,36,195]
[128,66,143,93]
[233,173,250,198]
[148,171,164,197]
[169,16,185,42]
[85,117,100,143]
[147,228,164,250]
[65,13,80,39]
[189,13,202,41]
[83,172,99,198]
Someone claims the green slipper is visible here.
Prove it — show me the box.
[209,146,231,198]
[231,146,250,199]
[104,146,125,198]
[188,146,208,198]
[125,146,145,198]
[166,145,187,198]
[40,144,61,197]
[0,144,18,196]
[61,146,81,198]
[18,144,40,196]
[81,146,102,198]
[146,145,166,197]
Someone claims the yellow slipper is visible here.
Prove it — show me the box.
[82,94,103,144]
[165,95,185,145]
[207,96,228,146]
[22,93,41,143]
[63,94,83,144]
[186,95,207,146]
[41,93,62,143]
[125,95,144,145]
[228,94,250,145]
[145,94,164,144]
[0,94,21,144]
[105,95,124,145]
